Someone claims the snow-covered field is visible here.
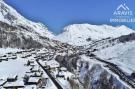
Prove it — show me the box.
[0,58,28,79]
[0,48,27,79]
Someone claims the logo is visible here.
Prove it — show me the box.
[110,4,135,23]
[113,4,133,16]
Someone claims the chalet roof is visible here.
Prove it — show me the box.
[28,77,41,83]
[7,75,17,79]
[31,66,40,71]
[26,71,43,77]
[46,60,60,68]
[3,80,24,88]
[0,80,6,86]
[60,67,67,71]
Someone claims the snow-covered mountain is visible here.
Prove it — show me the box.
[1,0,135,89]
[0,0,56,48]
[55,24,134,46]
[54,33,135,89]
[55,24,135,89]
[93,33,135,75]
[0,0,54,38]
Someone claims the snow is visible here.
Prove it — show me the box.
[95,41,135,75]
[3,79,24,87]
[52,69,73,89]
[0,58,29,79]
[24,85,37,89]
[0,0,54,39]
[60,67,67,71]
[28,77,40,83]
[45,79,58,89]
[0,48,22,55]
[55,24,134,46]
[0,48,60,89]
[39,58,73,89]
[56,78,71,89]
[0,0,135,88]
[0,80,5,85]
[45,60,60,68]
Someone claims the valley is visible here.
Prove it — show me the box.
[0,0,135,89]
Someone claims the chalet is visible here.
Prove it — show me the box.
[15,51,23,54]
[26,72,43,77]
[29,60,35,64]
[12,54,17,56]
[31,52,36,55]
[30,66,40,72]
[44,65,50,70]
[32,72,43,77]
[7,52,12,55]
[1,57,8,61]
[92,49,98,52]
[2,55,7,57]
[8,56,17,60]
[26,60,35,66]
[26,77,41,85]
[3,80,24,89]
[7,75,18,82]
[21,54,32,58]
[26,60,31,66]
[56,72,65,79]
[131,72,135,77]
[29,62,37,67]
[46,60,60,71]
[89,53,96,57]
[29,64,36,67]
[21,56,26,58]
[60,67,67,72]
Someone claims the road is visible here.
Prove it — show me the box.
[87,54,135,88]
[36,59,63,89]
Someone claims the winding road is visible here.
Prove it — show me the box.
[87,53,135,88]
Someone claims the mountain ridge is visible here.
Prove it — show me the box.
[55,24,134,46]
[0,0,54,38]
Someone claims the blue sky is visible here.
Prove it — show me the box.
[5,0,135,34]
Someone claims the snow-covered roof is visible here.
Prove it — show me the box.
[3,80,24,87]
[0,80,6,85]
[28,77,41,83]
[31,66,40,71]
[60,67,67,71]
[46,60,60,68]
[7,75,17,79]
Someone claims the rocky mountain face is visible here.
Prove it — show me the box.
[0,0,56,49]
[0,0,54,38]
[0,0,135,89]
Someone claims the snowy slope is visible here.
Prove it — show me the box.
[55,24,134,46]
[94,40,135,75]
[0,0,58,49]
[0,0,54,38]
